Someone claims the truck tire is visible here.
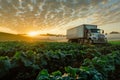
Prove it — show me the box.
[68,39,77,43]
[88,39,93,44]
[68,40,72,43]
[78,39,84,44]
[105,38,108,43]
[73,39,78,43]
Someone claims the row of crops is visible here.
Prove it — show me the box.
[0,41,120,80]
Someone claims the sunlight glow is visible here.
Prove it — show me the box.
[27,31,39,37]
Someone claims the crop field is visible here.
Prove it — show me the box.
[109,41,120,45]
[0,41,120,80]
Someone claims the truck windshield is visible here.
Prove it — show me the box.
[90,29,100,33]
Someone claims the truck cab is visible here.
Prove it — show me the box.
[87,29,107,43]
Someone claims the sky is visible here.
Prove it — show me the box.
[0,0,120,34]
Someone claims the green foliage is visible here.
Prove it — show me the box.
[65,66,79,78]
[109,41,120,45]
[0,41,120,80]
[51,70,62,77]
[36,69,50,80]
[79,66,104,80]
[0,56,11,78]
[13,51,40,70]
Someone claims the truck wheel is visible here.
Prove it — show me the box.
[89,39,93,44]
[68,40,72,43]
[105,38,108,43]
[78,39,84,44]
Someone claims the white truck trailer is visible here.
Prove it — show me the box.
[67,24,107,44]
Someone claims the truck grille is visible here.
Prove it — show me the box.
[98,38,104,41]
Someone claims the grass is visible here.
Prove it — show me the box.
[109,40,120,45]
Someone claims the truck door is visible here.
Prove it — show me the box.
[84,29,88,39]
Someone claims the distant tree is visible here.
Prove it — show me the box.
[110,31,120,34]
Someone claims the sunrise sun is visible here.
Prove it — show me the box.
[27,31,39,37]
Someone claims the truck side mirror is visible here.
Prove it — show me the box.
[102,30,104,34]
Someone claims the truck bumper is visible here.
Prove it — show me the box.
[93,39,107,43]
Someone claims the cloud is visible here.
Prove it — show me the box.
[0,27,17,34]
[0,0,120,34]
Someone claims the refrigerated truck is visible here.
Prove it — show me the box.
[67,24,107,44]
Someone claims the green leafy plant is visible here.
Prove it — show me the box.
[0,56,11,78]
[0,41,120,80]
[36,69,50,80]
